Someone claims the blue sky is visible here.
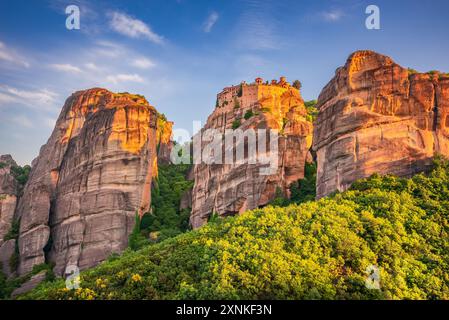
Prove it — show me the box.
[1,0,449,165]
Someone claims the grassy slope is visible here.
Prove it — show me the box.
[21,159,449,300]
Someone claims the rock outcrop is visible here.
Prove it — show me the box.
[313,50,449,198]
[14,88,171,276]
[0,155,18,244]
[190,77,313,228]
[0,154,19,277]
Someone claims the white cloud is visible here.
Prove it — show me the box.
[131,57,156,69]
[0,92,17,105]
[92,40,125,58]
[85,62,99,71]
[203,12,219,33]
[0,41,30,68]
[50,63,82,73]
[321,9,345,22]
[109,12,164,44]
[0,85,58,111]
[106,73,145,84]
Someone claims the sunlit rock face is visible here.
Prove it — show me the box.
[190,78,313,229]
[313,50,449,199]
[15,88,171,276]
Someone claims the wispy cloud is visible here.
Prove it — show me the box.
[106,73,145,84]
[203,12,219,33]
[320,9,345,22]
[92,40,125,58]
[0,85,58,111]
[49,63,82,73]
[131,57,156,69]
[85,62,99,71]
[109,12,164,44]
[0,41,30,68]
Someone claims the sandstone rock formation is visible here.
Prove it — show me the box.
[14,88,172,276]
[313,50,449,198]
[0,155,18,244]
[0,155,19,277]
[190,78,313,228]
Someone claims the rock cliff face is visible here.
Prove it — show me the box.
[0,155,18,243]
[14,88,171,276]
[313,50,449,198]
[0,155,19,277]
[190,78,313,228]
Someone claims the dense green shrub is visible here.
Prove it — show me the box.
[237,84,243,97]
[10,165,31,189]
[133,164,193,248]
[408,68,418,75]
[244,110,254,120]
[304,100,318,122]
[3,219,20,242]
[22,159,449,300]
[232,119,241,129]
[292,80,302,90]
[1,263,55,299]
[290,162,317,204]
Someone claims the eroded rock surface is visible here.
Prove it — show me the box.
[15,88,171,276]
[0,155,18,246]
[0,155,19,278]
[313,50,449,198]
[190,78,313,228]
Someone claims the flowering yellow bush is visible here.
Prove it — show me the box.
[74,288,96,300]
[20,159,449,300]
[131,274,142,283]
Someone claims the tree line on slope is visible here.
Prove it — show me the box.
[20,157,449,300]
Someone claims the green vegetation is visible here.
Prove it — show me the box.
[129,164,194,250]
[232,119,241,129]
[237,84,243,97]
[304,100,318,123]
[22,159,449,300]
[408,68,419,75]
[244,109,254,120]
[290,162,317,204]
[292,80,302,90]
[3,219,20,242]
[271,162,317,206]
[3,219,21,278]
[10,165,31,190]
[1,263,55,299]
[0,162,6,169]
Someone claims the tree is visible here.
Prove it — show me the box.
[292,80,302,90]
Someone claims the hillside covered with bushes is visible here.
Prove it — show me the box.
[20,159,449,300]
